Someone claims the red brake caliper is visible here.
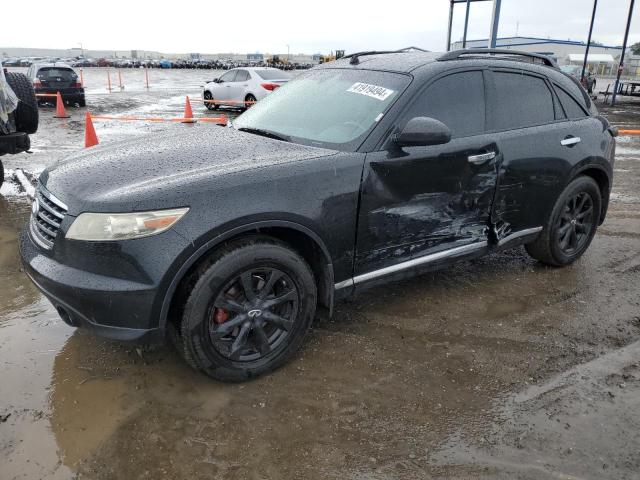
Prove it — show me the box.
[213,308,229,324]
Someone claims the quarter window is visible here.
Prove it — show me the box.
[554,85,588,119]
[404,71,486,138]
[492,72,555,130]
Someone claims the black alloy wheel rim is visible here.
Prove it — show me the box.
[556,192,594,254]
[207,267,299,362]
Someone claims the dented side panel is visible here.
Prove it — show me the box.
[490,120,596,236]
[354,136,499,275]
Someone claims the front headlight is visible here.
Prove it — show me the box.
[66,208,189,241]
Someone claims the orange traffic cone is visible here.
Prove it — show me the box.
[182,96,196,123]
[84,112,99,148]
[217,114,227,126]
[54,92,70,118]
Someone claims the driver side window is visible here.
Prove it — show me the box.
[402,70,486,138]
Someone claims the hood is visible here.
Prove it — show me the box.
[40,126,336,215]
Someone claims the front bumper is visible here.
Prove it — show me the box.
[19,229,164,343]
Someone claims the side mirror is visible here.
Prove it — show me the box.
[394,117,451,147]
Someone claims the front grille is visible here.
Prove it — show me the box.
[30,186,68,250]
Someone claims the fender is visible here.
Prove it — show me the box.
[569,160,613,224]
[158,219,335,330]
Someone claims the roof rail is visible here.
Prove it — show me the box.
[343,47,429,65]
[437,49,558,68]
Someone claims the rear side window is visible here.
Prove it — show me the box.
[554,85,588,119]
[219,70,237,82]
[235,70,249,82]
[404,71,485,138]
[492,72,555,130]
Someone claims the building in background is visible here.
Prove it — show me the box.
[451,36,624,74]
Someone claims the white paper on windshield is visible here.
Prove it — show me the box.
[347,82,394,101]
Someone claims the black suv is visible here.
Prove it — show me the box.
[20,49,616,381]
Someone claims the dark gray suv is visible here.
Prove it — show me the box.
[20,49,617,381]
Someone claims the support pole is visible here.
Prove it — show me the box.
[581,0,598,84]
[611,0,635,106]
[462,0,471,48]
[488,0,502,48]
[446,0,455,51]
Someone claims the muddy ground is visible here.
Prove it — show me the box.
[1,69,639,480]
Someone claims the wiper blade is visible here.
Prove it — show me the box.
[237,127,290,142]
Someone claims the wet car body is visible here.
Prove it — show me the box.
[21,51,615,350]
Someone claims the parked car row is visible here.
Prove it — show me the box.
[2,56,315,71]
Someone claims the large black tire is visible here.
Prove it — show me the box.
[525,176,601,266]
[179,236,317,382]
[0,160,4,190]
[5,72,38,134]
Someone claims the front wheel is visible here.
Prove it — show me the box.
[525,176,601,266]
[179,237,317,382]
[203,91,218,110]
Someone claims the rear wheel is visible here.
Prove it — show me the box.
[525,176,601,266]
[179,237,317,382]
[5,73,38,134]
[203,91,218,110]
[244,94,256,110]
[0,160,4,190]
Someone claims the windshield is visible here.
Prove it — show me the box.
[256,69,290,80]
[234,69,410,151]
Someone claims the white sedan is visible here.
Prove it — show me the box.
[203,67,290,110]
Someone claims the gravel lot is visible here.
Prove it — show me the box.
[1,68,639,479]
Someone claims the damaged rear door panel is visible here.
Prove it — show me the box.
[486,68,594,240]
[354,69,498,279]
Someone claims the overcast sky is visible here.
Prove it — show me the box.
[2,0,639,54]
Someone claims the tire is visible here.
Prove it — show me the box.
[78,96,86,108]
[244,94,256,110]
[0,160,4,190]
[5,72,38,134]
[203,91,218,110]
[179,236,317,382]
[525,176,601,266]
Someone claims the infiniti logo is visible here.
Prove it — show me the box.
[247,309,262,318]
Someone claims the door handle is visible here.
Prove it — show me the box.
[561,136,581,146]
[468,151,496,165]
